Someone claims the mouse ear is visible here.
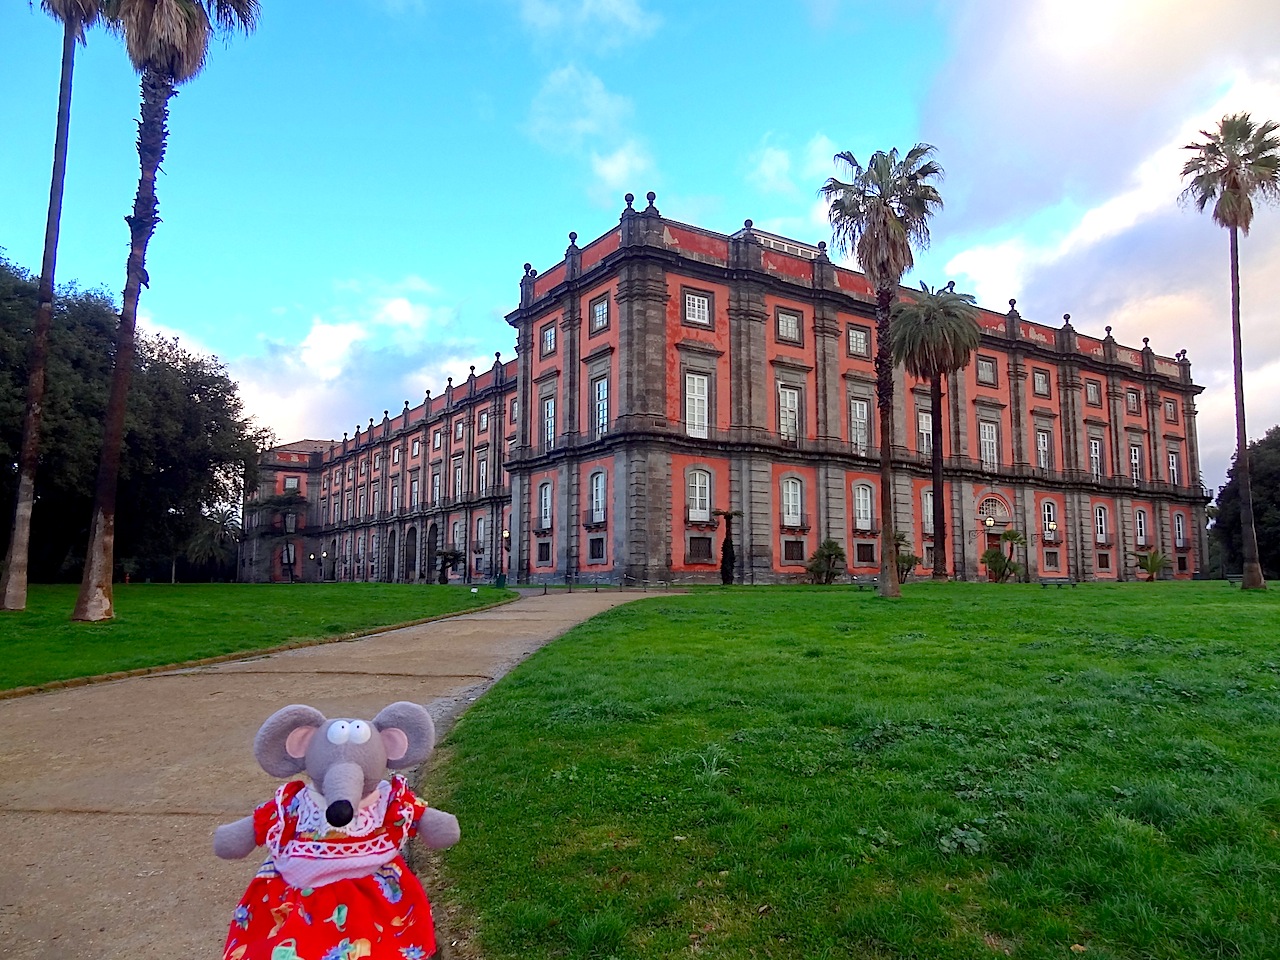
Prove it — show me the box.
[372,701,435,769]
[254,704,326,777]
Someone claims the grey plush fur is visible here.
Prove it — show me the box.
[213,701,459,861]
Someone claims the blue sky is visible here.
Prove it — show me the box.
[3,0,1279,491]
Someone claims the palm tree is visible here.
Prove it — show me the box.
[73,0,259,621]
[186,505,241,570]
[820,145,944,598]
[1181,114,1279,592]
[890,281,981,581]
[1,2,101,612]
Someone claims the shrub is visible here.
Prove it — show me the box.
[806,538,847,584]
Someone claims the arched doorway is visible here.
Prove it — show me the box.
[427,523,440,583]
[386,529,398,582]
[404,527,418,582]
[329,538,338,581]
[976,496,1013,580]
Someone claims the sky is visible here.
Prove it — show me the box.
[3,0,1280,494]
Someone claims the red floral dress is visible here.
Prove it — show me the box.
[223,775,436,960]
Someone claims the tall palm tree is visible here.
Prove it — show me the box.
[72,0,259,621]
[1181,113,1280,592]
[1,1,101,612]
[890,281,981,581]
[820,145,944,598]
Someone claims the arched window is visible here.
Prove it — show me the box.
[1095,505,1109,542]
[921,488,934,535]
[539,482,552,529]
[1174,512,1186,545]
[476,516,486,546]
[1042,500,1057,532]
[687,469,711,522]
[854,484,873,531]
[590,471,607,523]
[978,497,1010,520]
[781,477,803,526]
[1135,508,1148,544]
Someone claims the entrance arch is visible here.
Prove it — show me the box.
[427,523,440,582]
[386,529,398,582]
[404,527,418,582]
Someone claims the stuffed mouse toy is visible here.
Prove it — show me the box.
[215,701,460,960]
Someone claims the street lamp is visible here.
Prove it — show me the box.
[321,550,328,582]
[497,528,510,588]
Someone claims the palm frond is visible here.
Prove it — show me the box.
[889,281,981,381]
[1180,111,1280,232]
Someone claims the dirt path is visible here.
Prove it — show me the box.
[0,590,647,959]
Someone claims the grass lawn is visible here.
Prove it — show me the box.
[0,582,513,690]
[432,582,1280,960]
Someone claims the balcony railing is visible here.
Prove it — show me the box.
[1175,536,1189,550]
[533,518,553,534]
[1095,533,1113,546]
[852,523,880,538]
[780,512,810,532]
[1041,528,1060,543]
[583,508,608,529]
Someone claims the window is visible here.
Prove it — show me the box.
[411,477,421,506]
[453,462,463,498]
[782,540,806,563]
[1130,443,1143,481]
[976,356,998,386]
[374,453,381,470]
[284,513,297,534]
[454,420,464,441]
[688,536,713,562]
[978,497,1009,521]
[686,373,709,438]
[476,516,486,546]
[1036,429,1051,470]
[777,308,801,343]
[510,398,518,424]
[1044,550,1060,570]
[687,469,711,522]
[1042,500,1057,536]
[847,324,870,358]
[1175,513,1186,546]
[344,495,352,520]
[332,502,340,524]
[589,536,606,561]
[391,483,399,515]
[590,295,609,333]
[1033,369,1050,397]
[1164,398,1178,423]
[392,447,400,464]
[358,493,366,517]
[479,411,489,433]
[372,486,381,515]
[283,476,300,491]
[1126,389,1141,414]
[1177,555,1187,572]
[537,541,551,563]
[781,477,803,527]
[854,484,873,531]
[979,420,999,470]
[1135,508,1148,545]
[850,398,869,455]
[778,384,800,442]
[541,323,556,355]
[360,459,366,476]
[593,376,609,437]
[1090,438,1103,481]
[1097,552,1111,570]
[917,411,933,456]
[477,458,488,494]
[922,488,934,535]
[855,542,875,565]
[432,431,441,451]
[538,482,552,529]
[347,466,354,481]
[430,472,440,504]
[589,471,606,523]
[1086,379,1102,406]
[684,290,711,326]
[1168,451,1180,486]
[1095,505,1109,543]
[543,396,556,450]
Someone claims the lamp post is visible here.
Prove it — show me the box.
[321,550,328,582]
[497,528,510,588]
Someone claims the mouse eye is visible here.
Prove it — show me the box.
[349,720,372,744]
[326,720,352,745]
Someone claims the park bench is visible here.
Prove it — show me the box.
[850,575,879,591]
[1038,576,1076,588]
[1225,574,1244,586]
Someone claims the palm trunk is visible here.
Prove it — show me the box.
[874,288,901,597]
[1,19,79,611]
[73,68,175,622]
[1228,225,1266,589]
[929,372,947,580]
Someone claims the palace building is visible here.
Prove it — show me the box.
[241,193,1210,585]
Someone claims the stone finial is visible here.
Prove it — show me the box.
[646,190,656,205]
[369,418,375,429]
[1063,313,1071,324]
[569,231,577,244]
[495,350,502,362]
[624,192,635,208]
[1010,298,1017,308]
[744,218,753,229]
[1143,337,1150,347]
[403,400,410,410]
[818,241,826,252]
[383,409,389,419]
[523,262,532,276]
[425,388,431,399]
[470,365,476,377]
[1105,325,1113,337]
[447,377,453,387]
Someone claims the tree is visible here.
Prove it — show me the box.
[1,1,102,611]
[892,531,922,584]
[820,145,944,598]
[1214,424,1280,579]
[890,281,981,581]
[185,505,241,578]
[1133,550,1170,582]
[712,508,742,585]
[981,529,1026,583]
[806,538,847,585]
[437,548,465,585]
[74,0,259,621]
[1180,112,1280,591]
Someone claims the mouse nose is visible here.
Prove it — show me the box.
[326,800,354,827]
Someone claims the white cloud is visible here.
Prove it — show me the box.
[299,321,368,381]
[590,139,652,196]
[518,0,660,46]
[747,144,796,196]
[527,64,632,150]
